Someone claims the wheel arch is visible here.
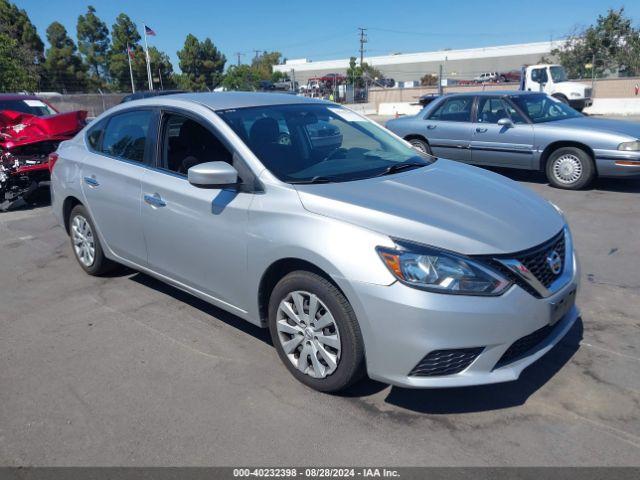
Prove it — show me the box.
[404,134,429,144]
[62,196,83,234]
[257,257,349,325]
[539,141,596,174]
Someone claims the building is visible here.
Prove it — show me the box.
[274,40,564,86]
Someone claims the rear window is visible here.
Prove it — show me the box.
[100,110,153,163]
[0,99,57,116]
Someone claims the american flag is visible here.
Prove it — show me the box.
[144,25,156,36]
[127,44,135,59]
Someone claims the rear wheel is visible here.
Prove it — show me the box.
[68,204,116,275]
[407,138,432,155]
[268,271,365,392]
[545,147,595,190]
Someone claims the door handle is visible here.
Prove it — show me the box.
[83,176,99,187]
[426,124,437,130]
[476,127,488,133]
[144,193,167,208]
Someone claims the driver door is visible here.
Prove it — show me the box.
[140,110,254,310]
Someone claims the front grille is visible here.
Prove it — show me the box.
[495,324,554,368]
[409,347,484,377]
[485,229,566,298]
[516,231,566,289]
[585,87,593,98]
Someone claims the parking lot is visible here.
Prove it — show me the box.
[1,117,640,466]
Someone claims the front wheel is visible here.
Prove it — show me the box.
[268,271,365,392]
[408,138,432,155]
[545,147,595,190]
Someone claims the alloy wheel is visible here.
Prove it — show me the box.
[552,154,583,185]
[71,215,96,267]
[276,290,341,379]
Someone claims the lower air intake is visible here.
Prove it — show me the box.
[408,347,484,377]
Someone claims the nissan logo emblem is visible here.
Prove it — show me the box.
[547,250,562,275]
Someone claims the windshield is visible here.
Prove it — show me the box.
[0,98,57,116]
[549,66,568,83]
[509,94,582,123]
[217,103,433,183]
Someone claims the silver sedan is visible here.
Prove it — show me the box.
[51,92,579,392]
[386,91,640,189]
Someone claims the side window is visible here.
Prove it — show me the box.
[86,120,105,151]
[428,97,473,122]
[162,113,233,175]
[101,110,152,163]
[478,98,527,124]
[531,68,548,84]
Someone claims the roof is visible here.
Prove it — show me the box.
[445,90,540,97]
[168,91,329,110]
[274,40,566,73]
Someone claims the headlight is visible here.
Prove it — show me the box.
[618,141,640,151]
[377,242,512,296]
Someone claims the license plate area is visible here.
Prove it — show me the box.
[549,287,576,326]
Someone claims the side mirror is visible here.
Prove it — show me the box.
[188,161,238,188]
[497,118,514,128]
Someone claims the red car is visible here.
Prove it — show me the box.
[0,94,86,210]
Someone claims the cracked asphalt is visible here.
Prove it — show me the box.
[1,155,639,466]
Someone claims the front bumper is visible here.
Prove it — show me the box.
[343,249,580,388]
[595,150,640,178]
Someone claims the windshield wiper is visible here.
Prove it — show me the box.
[288,176,335,184]
[374,162,427,177]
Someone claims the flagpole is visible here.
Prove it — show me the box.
[127,43,135,93]
[143,26,153,91]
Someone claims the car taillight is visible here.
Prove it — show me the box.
[48,153,59,173]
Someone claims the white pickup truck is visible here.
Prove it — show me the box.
[520,64,593,111]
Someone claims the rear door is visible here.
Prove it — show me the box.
[81,109,157,265]
[423,96,474,163]
[471,96,534,168]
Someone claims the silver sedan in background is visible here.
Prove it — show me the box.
[386,91,640,189]
[51,92,579,392]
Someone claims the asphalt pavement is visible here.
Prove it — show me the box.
[1,120,639,466]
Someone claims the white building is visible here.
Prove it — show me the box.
[274,40,565,85]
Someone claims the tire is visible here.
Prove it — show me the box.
[552,94,569,105]
[68,204,116,275]
[408,138,432,155]
[545,147,595,190]
[268,271,366,392]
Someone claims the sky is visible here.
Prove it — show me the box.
[15,0,640,72]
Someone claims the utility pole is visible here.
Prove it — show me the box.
[253,49,262,61]
[358,27,367,66]
[235,52,244,66]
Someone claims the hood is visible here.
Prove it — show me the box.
[295,160,564,255]
[554,116,640,138]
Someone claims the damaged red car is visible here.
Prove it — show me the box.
[0,94,87,211]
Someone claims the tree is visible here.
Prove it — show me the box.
[0,32,36,91]
[0,0,44,89]
[420,73,438,86]
[108,14,146,92]
[41,22,87,92]
[346,56,384,87]
[177,34,226,91]
[221,64,259,91]
[252,51,282,81]
[148,47,176,90]
[77,5,109,88]
[553,8,640,78]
